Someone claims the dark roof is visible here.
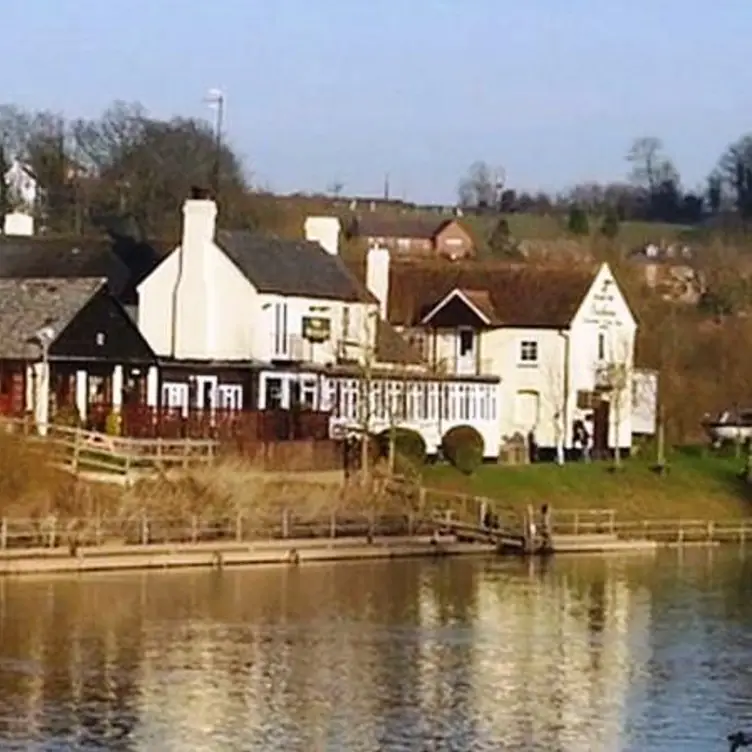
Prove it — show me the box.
[0,235,162,305]
[350,214,454,240]
[422,288,499,325]
[387,261,596,328]
[0,277,105,359]
[375,319,424,365]
[216,230,374,303]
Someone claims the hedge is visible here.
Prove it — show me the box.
[442,425,484,475]
[377,427,427,466]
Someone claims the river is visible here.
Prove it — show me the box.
[0,549,750,751]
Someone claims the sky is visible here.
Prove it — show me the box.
[4,0,752,204]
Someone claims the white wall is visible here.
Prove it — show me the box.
[137,240,259,360]
[484,327,567,448]
[138,199,376,363]
[569,263,637,450]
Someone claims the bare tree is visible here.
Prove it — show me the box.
[458,161,504,210]
[627,137,677,192]
[597,331,634,469]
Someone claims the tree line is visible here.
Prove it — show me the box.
[0,101,269,238]
[458,135,752,228]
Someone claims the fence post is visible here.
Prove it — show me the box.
[235,512,243,543]
[282,508,289,539]
[48,516,56,549]
[609,511,615,536]
[156,438,163,468]
[95,515,102,547]
[124,445,132,482]
[573,512,579,536]
[141,514,149,545]
[330,510,337,540]
[0,518,6,550]
[407,509,414,537]
[191,515,198,544]
[72,428,82,473]
[707,521,714,542]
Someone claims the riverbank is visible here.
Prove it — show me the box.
[423,447,752,520]
[0,535,496,575]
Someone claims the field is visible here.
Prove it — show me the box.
[422,447,752,521]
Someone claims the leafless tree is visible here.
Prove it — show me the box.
[458,161,504,210]
[627,137,678,192]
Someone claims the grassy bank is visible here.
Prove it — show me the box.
[422,448,752,521]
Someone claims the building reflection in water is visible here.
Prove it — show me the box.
[0,555,656,750]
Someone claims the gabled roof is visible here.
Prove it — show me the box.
[216,230,374,303]
[420,288,498,326]
[387,261,596,329]
[0,277,106,359]
[350,214,455,240]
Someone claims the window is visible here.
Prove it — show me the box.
[459,329,474,356]
[597,332,606,361]
[396,238,411,252]
[519,340,538,364]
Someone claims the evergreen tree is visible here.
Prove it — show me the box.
[600,208,620,238]
[567,206,590,235]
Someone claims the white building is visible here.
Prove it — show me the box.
[3,159,37,213]
[372,256,651,459]
[136,193,501,455]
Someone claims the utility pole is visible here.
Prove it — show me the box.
[205,89,224,200]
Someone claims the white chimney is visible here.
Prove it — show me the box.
[183,198,217,247]
[3,212,34,236]
[366,245,390,319]
[304,216,340,255]
[173,195,218,358]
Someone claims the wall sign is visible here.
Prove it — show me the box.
[302,316,331,342]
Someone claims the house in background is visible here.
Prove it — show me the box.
[347,214,475,260]
[364,254,651,459]
[3,159,38,214]
[136,196,501,455]
[0,277,157,430]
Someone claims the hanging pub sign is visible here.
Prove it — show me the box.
[302,316,331,342]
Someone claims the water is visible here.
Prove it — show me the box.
[0,549,749,751]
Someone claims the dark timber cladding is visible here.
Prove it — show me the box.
[386,261,596,328]
[50,286,156,364]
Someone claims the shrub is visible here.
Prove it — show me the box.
[442,425,484,475]
[377,427,427,467]
[53,405,81,427]
[105,411,122,436]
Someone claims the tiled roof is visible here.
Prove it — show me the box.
[217,230,375,303]
[0,235,162,304]
[0,277,105,359]
[387,261,596,328]
[374,319,424,365]
[350,214,454,240]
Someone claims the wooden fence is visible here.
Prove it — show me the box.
[2,421,217,479]
[0,509,440,551]
[115,406,331,442]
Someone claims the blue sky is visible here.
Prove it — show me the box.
[4,0,752,203]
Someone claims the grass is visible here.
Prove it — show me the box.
[460,213,689,251]
[422,447,752,521]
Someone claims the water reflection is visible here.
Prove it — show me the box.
[0,551,749,750]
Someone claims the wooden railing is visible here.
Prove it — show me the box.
[0,510,439,552]
[2,420,217,479]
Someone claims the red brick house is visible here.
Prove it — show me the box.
[347,215,475,260]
